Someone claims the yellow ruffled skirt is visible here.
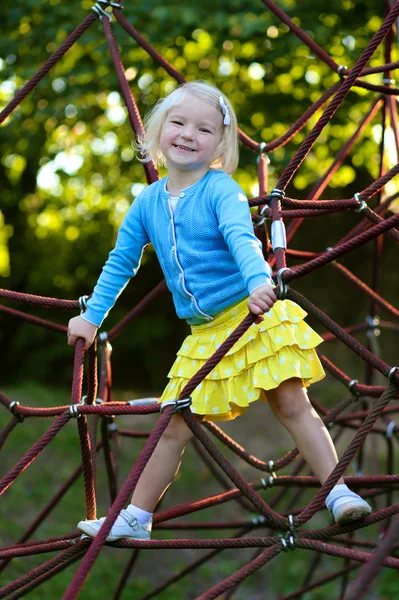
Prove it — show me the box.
[159,297,325,422]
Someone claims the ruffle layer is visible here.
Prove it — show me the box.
[159,298,325,422]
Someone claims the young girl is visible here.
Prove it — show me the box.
[67,80,371,541]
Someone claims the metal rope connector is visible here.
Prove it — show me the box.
[69,404,81,418]
[279,533,296,552]
[98,331,112,352]
[128,398,158,406]
[253,213,267,227]
[366,315,380,338]
[251,515,266,525]
[337,65,348,79]
[271,221,287,252]
[95,398,104,405]
[277,267,290,300]
[98,0,123,7]
[8,400,20,415]
[348,379,360,397]
[383,77,395,85]
[108,422,118,432]
[159,397,192,413]
[354,193,367,213]
[279,514,296,552]
[91,2,113,20]
[8,400,24,421]
[388,366,399,384]
[69,396,89,418]
[260,463,277,489]
[79,295,89,314]
[257,141,270,164]
[386,421,396,439]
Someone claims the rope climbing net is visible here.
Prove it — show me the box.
[1,1,399,598]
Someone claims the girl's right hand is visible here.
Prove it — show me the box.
[67,316,99,350]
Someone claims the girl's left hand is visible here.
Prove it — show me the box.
[248,283,277,315]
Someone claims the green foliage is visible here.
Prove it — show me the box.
[0,0,398,389]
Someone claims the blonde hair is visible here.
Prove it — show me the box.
[137,80,239,174]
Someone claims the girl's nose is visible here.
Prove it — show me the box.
[181,125,195,139]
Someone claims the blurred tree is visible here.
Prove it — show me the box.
[0,0,398,390]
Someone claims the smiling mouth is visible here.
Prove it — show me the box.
[173,144,195,152]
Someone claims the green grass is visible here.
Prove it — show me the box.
[0,381,398,599]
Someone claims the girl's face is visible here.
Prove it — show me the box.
[159,93,224,175]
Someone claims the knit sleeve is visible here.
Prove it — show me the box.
[82,195,150,327]
[211,176,272,294]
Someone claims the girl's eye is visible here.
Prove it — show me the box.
[199,128,211,133]
[171,120,183,125]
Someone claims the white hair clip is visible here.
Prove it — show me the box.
[219,96,231,126]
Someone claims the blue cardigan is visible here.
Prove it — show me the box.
[83,170,272,326]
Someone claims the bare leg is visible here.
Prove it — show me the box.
[131,412,203,512]
[267,378,344,485]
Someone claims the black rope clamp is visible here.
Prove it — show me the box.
[160,397,192,413]
[79,295,89,314]
[337,65,348,79]
[277,267,290,300]
[354,193,367,213]
[383,77,395,85]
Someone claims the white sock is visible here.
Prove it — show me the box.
[126,504,153,524]
[325,483,355,509]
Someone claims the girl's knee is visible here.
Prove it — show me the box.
[268,378,309,419]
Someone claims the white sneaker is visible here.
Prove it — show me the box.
[77,509,152,541]
[326,490,372,525]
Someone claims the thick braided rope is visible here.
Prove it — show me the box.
[0,410,71,496]
[342,516,399,599]
[295,381,398,526]
[77,416,97,520]
[63,405,175,600]
[285,212,399,282]
[0,289,79,309]
[0,303,67,333]
[0,13,98,124]
[197,543,282,600]
[0,541,88,598]
[102,17,158,184]
[276,1,399,191]
[0,416,21,452]
[182,410,287,528]
[3,547,87,600]
[0,0,398,596]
